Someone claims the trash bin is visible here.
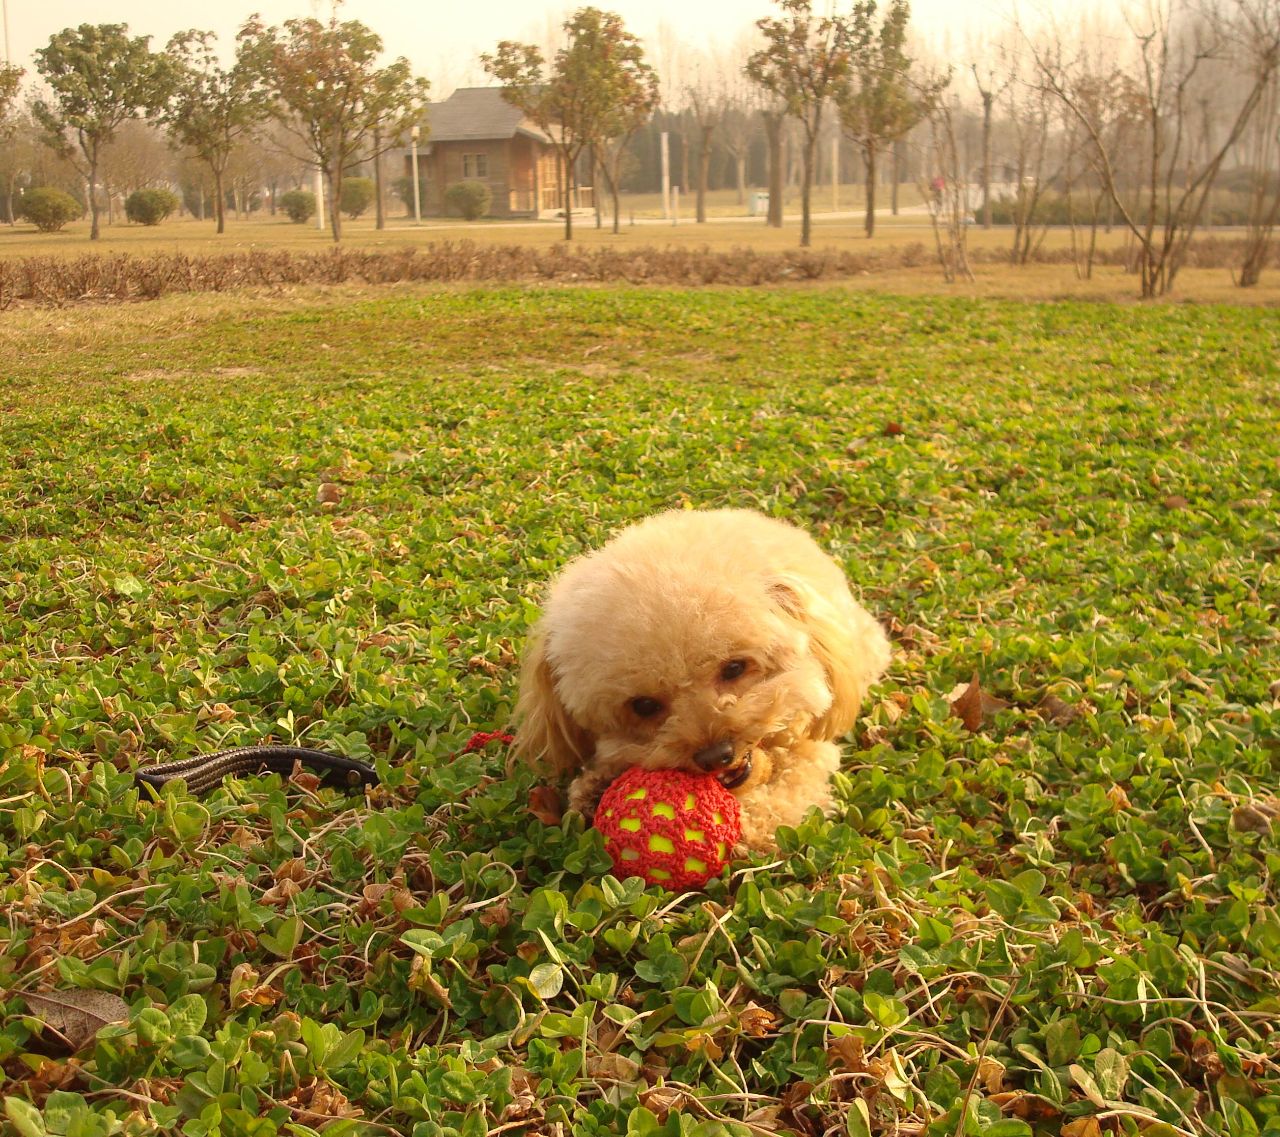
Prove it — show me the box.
[749,191,770,217]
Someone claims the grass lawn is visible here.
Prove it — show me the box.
[2,286,1279,1137]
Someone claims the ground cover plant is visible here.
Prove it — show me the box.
[1,287,1278,1137]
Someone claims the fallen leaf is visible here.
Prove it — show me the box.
[883,421,904,436]
[316,482,342,505]
[1162,494,1189,510]
[978,1055,1007,1095]
[1060,1119,1102,1137]
[20,990,130,1050]
[1036,694,1081,726]
[528,785,563,825]
[586,1053,642,1082]
[1231,805,1275,835]
[949,672,1011,732]
[827,1033,866,1072]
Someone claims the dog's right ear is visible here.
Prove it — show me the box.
[512,631,594,775]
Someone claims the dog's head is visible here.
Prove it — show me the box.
[513,510,889,791]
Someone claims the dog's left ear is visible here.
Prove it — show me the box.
[769,576,891,739]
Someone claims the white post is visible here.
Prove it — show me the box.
[411,125,422,224]
[832,135,839,212]
[660,131,670,219]
[314,166,325,230]
[2,0,10,64]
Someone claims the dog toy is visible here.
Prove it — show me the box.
[594,767,742,889]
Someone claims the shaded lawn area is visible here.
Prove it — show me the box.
[1,287,1279,1136]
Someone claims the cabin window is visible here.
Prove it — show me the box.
[463,153,489,179]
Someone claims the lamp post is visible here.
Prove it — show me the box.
[411,125,421,224]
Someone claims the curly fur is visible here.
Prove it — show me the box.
[514,508,890,850]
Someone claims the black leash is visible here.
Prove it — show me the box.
[133,745,378,797]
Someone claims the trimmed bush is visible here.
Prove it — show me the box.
[340,177,376,219]
[392,175,428,216]
[280,190,317,224]
[444,180,492,221]
[18,187,81,233]
[125,188,181,226]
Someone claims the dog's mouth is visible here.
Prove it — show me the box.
[717,756,753,790]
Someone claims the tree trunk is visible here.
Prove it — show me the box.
[697,124,712,223]
[864,140,877,238]
[981,91,993,229]
[214,168,225,234]
[374,129,385,231]
[764,113,784,229]
[736,154,746,206]
[88,154,101,240]
[593,147,602,230]
[800,119,822,247]
[562,150,573,241]
[892,140,903,215]
[328,159,343,242]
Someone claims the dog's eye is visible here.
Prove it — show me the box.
[630,696,664,718]
[720,659,749,681]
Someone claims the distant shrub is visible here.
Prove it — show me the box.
[392,175,428,216]
[340,177,376,219]
[445,180,491,221]
[125,188,181,226]
[281,190,317,224]
[18,187,81,233]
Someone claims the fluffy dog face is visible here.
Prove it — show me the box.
[515,509,890,808]
[538,570,833,788]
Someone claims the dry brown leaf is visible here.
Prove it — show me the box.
[827,1033,867,1072]
[990,1090,1061,1122]
[1106,784,1132,812]
[1162,494,1189,510]
[639,1084,693,1121]
[261,878,302,906]
[1036,694,1081,726]
[1060,1119,1102,1137]
[274,858,309,883]
[230,963,282,1009]
[586,1053,642,1082]
[528,785,563,826]
[1232,805,1277,835]
[409,955,452,1008]
[20,989,130,1050]
[949,672,1011,732]
[978,1055,1006,1095]
[738,1002,779,1038]
[316,482,343,505]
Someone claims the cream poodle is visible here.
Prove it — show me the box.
[514,508,890,851]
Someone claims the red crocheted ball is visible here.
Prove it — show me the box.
[594,767,742,890]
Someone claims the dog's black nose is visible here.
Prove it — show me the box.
[693,740,736,771]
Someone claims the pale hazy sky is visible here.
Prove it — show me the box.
[4,0,1029,94]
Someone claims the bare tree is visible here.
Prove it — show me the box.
[686,75,723,223]
[99,120,174,207]
[970,61,1011,229]
[921,83,972,283]
[1004,65,1057,265]
[1232,4,1280,284]
[1035,0,1280,298]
